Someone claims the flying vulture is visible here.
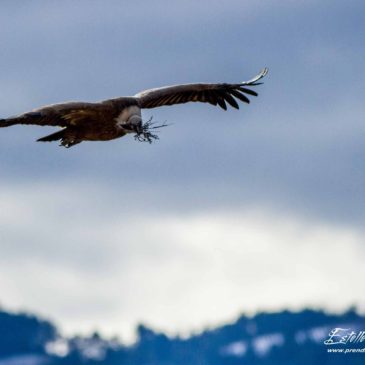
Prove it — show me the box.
[0,68,268,148]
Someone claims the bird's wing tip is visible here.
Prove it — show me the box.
[242,67,269,85]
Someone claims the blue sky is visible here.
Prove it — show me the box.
[0,0,364,342]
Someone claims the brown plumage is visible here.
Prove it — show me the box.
[0,68,268,148]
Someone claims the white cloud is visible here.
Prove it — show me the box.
[0,182,364,342]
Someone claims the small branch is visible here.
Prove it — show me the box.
[134,116,170,143]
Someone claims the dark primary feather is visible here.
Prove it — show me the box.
[135,68,268,111]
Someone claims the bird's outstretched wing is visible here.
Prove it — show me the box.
[1,102,104,128]
[135,68,268,110]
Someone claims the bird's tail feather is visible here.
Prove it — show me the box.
[37,129,66,142]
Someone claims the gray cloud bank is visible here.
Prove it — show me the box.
[0,0,364,225]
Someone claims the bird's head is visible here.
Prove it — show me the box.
[128,114,143,127]
[120,114,142,133]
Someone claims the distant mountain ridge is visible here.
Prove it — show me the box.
[0,308,364,364]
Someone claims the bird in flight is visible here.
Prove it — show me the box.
[0,68,268,148]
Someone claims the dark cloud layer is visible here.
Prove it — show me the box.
[1,0,363,228]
